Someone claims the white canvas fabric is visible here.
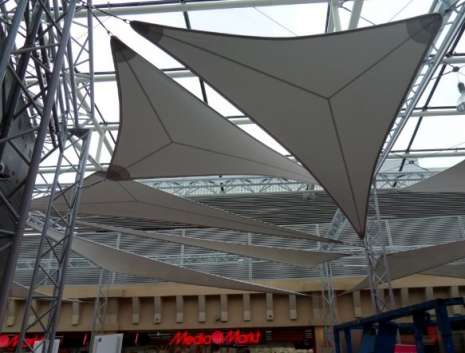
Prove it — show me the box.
[9,281,71,301]
[107,37,315,185]
[10,282,36,298]
[407,160,465,192]
[131,14,441,236]
[351,239,465,291]
[422,263,465,278]
[28,222,301,294]
[77,220,346,267]
[32,173,338,243]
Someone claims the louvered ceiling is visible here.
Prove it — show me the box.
[79,190,465,230]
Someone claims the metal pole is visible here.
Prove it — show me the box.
[344,329,353,353]
[348,0,364,30]
[412,312,426,353]
[436,303,456,353]
[333,328,341,353]
[87,0,96,129]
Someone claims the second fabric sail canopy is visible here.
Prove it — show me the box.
[32,172,338,243]
[351,239,465,291]
[107,36,315,185]
[28,221,301,294]
[406,159,465,193]
[131,14,442,236]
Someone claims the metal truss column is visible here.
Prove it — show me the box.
[363,188,395,314]
[321,260,338,351]
[18,128,90,353]
[319,208,348,352]
[0,0,79,329]
[89,268,109,353]
[0,0,28,84]
[64,0,112,171]
[359,0,465,316]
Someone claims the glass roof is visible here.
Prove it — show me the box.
[41,0,465,186]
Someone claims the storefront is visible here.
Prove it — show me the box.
[122,328,316,353]
[0,328,315,353]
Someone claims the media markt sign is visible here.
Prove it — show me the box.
[0,335,44,349]
[169,330,262,346]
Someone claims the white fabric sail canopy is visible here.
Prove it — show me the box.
[407,160,465,192]
[351,239,465,291]
[32,173,337,243]
[131,14,441,236]
[10,282,40,299]
[107,37,314,184]
[422,263,465,278]
[77,220,347,268]
[28,222,300,294]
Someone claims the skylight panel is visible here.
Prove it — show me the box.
[253,4,328,35]
[94,81,119,122]
[391,116,420,151]
[411,115,465,150]
[174,77,203,100]
[361,0,433,25]
[239,125,290,156]
[189,8,296,36]
[92,13,186,71]
[427,72,463,107]
[204,84,243,116]
[419,156,465,169]
[453,34,465,52]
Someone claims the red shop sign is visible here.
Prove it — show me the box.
[0,335,44,349]
[394,344,417,353]
[169,330,261,346]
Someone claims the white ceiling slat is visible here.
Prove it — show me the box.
[77,220,347,268]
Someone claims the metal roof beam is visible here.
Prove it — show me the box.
[348,0,364,29]
[75,0,328,18]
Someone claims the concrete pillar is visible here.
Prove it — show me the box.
[289,294,297,320]
[220,294,228,322]
[243,293,251,321]
[71,300,80,326]
[265,293,274,321]
[176,296,184,323]
[198,295,206,323]
[131,297,140,325]
[153,296,162,324]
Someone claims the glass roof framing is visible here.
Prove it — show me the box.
[32,0,465,195]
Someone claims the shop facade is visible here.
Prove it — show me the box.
[0,328,316,353]
[4,277,465,353]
